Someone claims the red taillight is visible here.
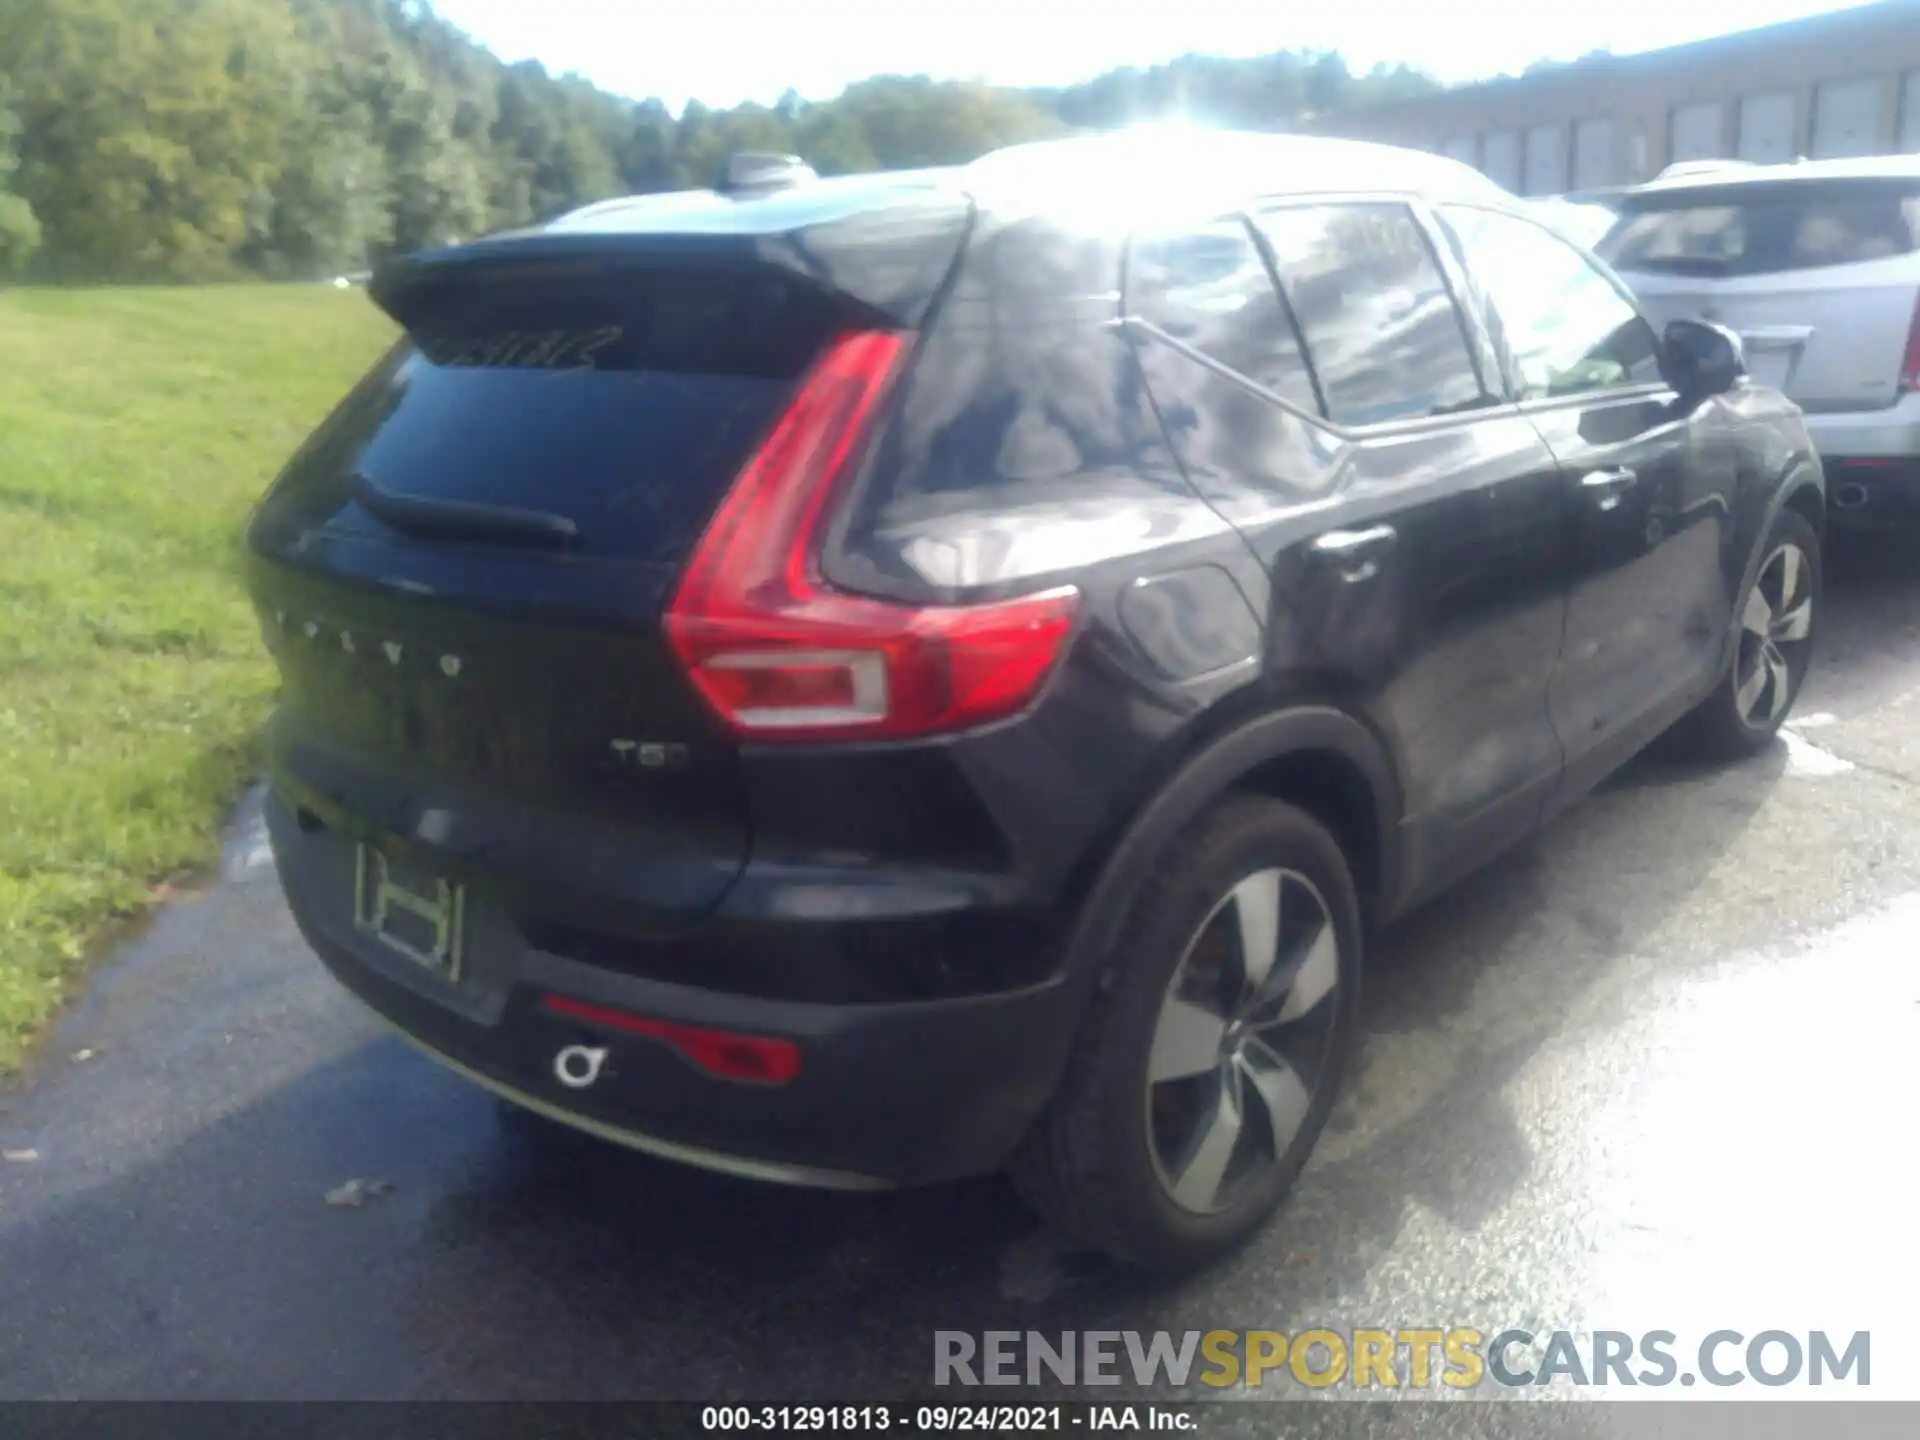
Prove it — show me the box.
[664,330,1081,743]
[1901,291,1920,393]
[540,994,801,1086]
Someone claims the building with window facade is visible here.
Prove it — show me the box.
[1315,0,1920,195]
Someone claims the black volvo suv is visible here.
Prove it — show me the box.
[246,131,1824,1272]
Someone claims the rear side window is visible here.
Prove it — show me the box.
[1601,183,1920,277]
[1129,221,1320,414]
[267,263,841,564]
[1254,203,1488,427]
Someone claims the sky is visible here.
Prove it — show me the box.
[429,0,1876,114]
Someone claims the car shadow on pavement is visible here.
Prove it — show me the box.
[2,534,1915,1405]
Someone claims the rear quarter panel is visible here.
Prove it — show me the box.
[787,211,1282,951]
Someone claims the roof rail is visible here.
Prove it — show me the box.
[714,152,819,196]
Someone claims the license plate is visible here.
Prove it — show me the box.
[354,843,465,980]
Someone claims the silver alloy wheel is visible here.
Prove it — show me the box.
[1735,541,1815,727]
[1144,867,1341,1215]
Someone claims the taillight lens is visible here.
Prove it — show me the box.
[1901,291,1920,393]
[665,330,1081,743]
[540,994,800,1085]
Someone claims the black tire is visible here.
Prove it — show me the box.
[1009,796,1362,1273]
[1675,509,1821,761]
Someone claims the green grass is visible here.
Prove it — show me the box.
[0,284,395,1073]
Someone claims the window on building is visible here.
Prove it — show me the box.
[1670,101,1725,163]
[1481,131,1521,192]
[1573,120,1619,190]
[1254,203,1488,426]
[1129,220,1320,415]
[1738,92,1797,164]
[1442,204,1660,400]
[1525,123,1568,196]
[1811,77,1884,160]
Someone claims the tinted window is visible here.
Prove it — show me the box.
[262,263,839,563]
[404,272,830,378]
[1600,184,1920,277]
[1254,203,1487,427]
[1443,204,1660,400]
[829,220,1210,593]
[1129,221,1319,414]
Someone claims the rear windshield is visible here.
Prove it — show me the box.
[1600,182,1920,277]
[269,263,840,564]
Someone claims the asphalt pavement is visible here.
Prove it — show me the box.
[4,532,1919,1417]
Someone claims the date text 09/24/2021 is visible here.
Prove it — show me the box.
[700,1407,1193,1432]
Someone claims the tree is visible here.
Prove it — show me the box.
[1304,50,1354,116]
[0,0,1444,282]
[830,77,1060,170]
[795,106,879,176]
[620,98,677,191]
[258,124,393,276]
[490,64,624,223]
[1,0,304,279]
[0,80,40,274]
[0,192,39,274]
[244,1,394,275]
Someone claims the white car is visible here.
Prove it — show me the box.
[1597,155,1920,529]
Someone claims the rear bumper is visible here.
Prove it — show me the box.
[1804,392,1920,461]
[267,789,1083,1187]
[1802,393,1920,529]
[1822,458,1920,530]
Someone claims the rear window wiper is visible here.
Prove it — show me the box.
[352,472,579,549]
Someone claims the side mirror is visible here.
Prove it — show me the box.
[1661,318,1747,399]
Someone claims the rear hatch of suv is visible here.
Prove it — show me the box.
[245,182,972,929]
[1598,175,1920,412]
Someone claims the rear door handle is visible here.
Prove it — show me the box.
[1580,467,1638,512]
[1310,524,1397,581]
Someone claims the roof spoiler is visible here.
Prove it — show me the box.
[369,196,975,332]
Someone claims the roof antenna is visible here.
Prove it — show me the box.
[714,152,819,196]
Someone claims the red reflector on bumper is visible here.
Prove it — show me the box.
[539,994,801,1085]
